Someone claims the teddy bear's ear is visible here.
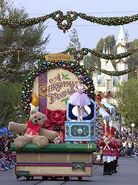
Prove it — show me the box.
[30,110,37,115]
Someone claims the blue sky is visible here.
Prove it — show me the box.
[13,0,138,53]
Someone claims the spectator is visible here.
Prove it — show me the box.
[127,140,133,156]
[0,135,15,171]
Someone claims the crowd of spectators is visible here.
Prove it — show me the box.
[0,135,16,171]
[121,138,138,158]
[120,129,138,158]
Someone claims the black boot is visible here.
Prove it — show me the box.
[111,161,114,173]
[107,162,112,175]
[114,160,117,173]
[103,162,108,175]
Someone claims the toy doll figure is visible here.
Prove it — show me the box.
[68,75,91,121]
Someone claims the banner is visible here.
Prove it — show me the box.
[32,68,78,110]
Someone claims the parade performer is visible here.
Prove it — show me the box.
[109,121,121,174]
[99,119,121,175]
[68,75,91,121]
[99,135,113,175]
[98,120,113,175]
[113,135,121,173]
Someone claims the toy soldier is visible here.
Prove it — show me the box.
[109,125,121,174]
[98,120,113,175]
[114,135,121,173]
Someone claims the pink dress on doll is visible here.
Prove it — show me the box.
[68,84,90,106]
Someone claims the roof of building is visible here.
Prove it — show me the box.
[116,26,128,46]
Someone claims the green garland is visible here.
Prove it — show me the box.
[0,48,137,77]
[0,48,46,60]
[93,66,137,76]
[64,48,138,60]
[0,14,52,28]
[78,12,138,26]
[0,65,29,74]
[0,47,138,61]
[0,10,138,31]
[0,49,15,58]
[21,61,95,114]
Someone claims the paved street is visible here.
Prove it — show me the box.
[0,158,138,185]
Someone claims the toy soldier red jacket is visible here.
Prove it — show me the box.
[98,138,113,156]
[110,138,121,157]
[115,139,121,157]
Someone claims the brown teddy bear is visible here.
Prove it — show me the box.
[8,110,58,149]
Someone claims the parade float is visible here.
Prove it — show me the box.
[0,7,137,181]
[10,53,97,180]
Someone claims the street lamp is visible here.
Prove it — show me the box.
[131,123,135,141]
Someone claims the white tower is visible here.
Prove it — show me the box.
[116,26,128,83]
[101,43,108,71]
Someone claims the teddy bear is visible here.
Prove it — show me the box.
[8,110,58,149]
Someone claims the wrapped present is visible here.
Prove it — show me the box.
[42,108,66,142]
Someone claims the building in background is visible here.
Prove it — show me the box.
[93,26,128,103]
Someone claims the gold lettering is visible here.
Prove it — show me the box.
[44,54,73,61]
[47,88,75,104]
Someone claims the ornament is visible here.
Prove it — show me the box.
[31,95,38,107]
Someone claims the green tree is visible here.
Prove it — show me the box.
[0,81,27,126]
[92,35,116,68]
[84,35,116,70]
[83,55,94,76]
[128,39,138,79]
[0,0,50,124]
[0,0,50,82]
[84,55,93,68]
[68,28,81,50]
[116,79,138,128]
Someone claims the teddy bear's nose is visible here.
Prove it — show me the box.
[34,120,37,123]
